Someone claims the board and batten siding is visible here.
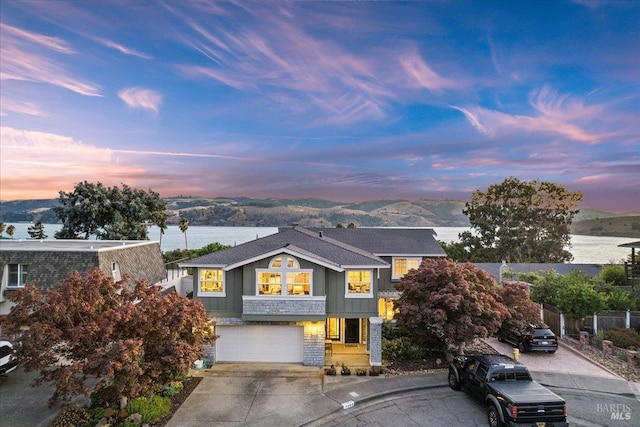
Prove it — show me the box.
[197,267,243,317]
[325,269,378,318]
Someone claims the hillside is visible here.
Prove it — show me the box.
[2,197,639,237]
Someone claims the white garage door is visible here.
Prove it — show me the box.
[216,325,304,363]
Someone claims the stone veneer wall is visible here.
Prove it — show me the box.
[303,323,325,366]
[242,296,325,316]
[369,317,383,366]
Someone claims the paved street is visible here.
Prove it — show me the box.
[0,368,68,427]
[3,338,639,427]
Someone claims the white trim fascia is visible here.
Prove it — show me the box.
[341,264,389,269]
[224,247,344,272]
[375,253,443,257]
[179,263,226,269]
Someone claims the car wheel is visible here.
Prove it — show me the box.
[487,404,503,427]
[517,341,527,353]
[497,335,504,343]
[448,369,461,390]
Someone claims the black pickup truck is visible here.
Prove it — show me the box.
[448,353,568,427]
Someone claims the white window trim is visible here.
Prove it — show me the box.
[345,269,373,299]
[6,264,28,288]
[255,255,313,296]
[198,268,226,297]
[391,257,422,280]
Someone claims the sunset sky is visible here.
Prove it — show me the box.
[1,1,638,212]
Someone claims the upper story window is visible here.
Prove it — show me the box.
[199,269,225,297]
[256,255,312,296]
[345,270,372,298]
[7,264,29,288]
[392,257,421,279]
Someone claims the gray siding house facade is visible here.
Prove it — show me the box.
[180,226,446,367]
[0,240,166,316]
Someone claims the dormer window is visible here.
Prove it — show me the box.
[256,255,312,296]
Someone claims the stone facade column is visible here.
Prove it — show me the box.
[303,321,325,366]
[369,317,383,368]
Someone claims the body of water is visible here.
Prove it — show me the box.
[1,224,634,264]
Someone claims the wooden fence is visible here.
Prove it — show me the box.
[543,305,640,338]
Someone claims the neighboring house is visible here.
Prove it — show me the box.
[0,240,167,318]
[619,241,640,288]
[476,262,605,284]
[180,226,446,367]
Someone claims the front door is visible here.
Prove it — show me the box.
[344,318,360,344]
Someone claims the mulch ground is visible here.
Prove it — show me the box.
[151,376,203,427]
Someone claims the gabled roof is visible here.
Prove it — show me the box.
[619,241,640,248]
[180,226,391,270]
[305,227,446,256]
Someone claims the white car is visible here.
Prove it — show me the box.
[0,340,19,375]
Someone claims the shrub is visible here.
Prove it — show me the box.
[50,405,89,427]
[161,380,184,397]
[125,395,170,424]
[382,337,423,362]
[90,384,121,407]
[604,328,640,349]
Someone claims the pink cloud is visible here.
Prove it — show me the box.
[117,87,163,114]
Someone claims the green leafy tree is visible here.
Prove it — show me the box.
[1,268,215,407]
[459,177,583,262]
[556,282,607,321]
[394,258,509,354]
[438,240,470,262]
[596,265,627,287]
[53,181,167,240]
[530,270,565,307]
[178,218,189,249]
[6,224,16,238]
[27,221,47,239]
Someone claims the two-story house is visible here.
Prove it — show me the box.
[180,226,446,367]
[0,240,167,319]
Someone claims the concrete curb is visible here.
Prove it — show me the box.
[301,374,448,426]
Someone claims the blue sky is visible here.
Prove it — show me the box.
[1,1,638,212]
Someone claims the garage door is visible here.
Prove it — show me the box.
[216,325,304,363]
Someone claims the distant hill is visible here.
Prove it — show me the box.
[1,197,638,237]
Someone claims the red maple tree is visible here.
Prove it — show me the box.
[2,268,215,407]
[395,258,510,354]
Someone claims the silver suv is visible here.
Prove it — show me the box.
[0,341,19,376]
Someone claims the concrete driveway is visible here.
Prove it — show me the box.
[166,364,331,427]
[483,337,622,379]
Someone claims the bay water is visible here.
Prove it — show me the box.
[2,224,634,264]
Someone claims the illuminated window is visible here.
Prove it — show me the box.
[258,272,282,295]
[199,269,225,296]
[392,257,421,279]
[7,264,29,288]
[256,255,312,296]
[378,298,398,320]
[346,270,372,298]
